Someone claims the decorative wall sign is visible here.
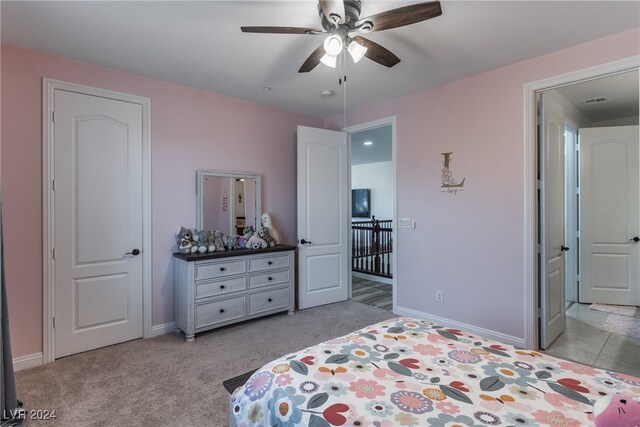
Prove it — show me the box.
[440,152,465,194]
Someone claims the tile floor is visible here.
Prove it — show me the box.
[542,303,640,377]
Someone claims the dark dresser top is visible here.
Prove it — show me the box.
[173,244,297,262]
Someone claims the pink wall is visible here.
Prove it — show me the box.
[1,44,322,357]
[327,28,640,340]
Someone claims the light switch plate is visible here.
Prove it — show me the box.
[399,218,415,229]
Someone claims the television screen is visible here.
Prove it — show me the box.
[352,188,371,218]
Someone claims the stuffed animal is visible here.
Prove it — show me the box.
[206,230,216,252]
[594,392,640,427]
[176,227,194,254]
[247,234,267,249]
[238,236,248,249]
[195,230,210,253]
[258,228,276,248]
[242,225,255,240]
[188,228,199,253]
[213,230,226,252]
[225,235,240,250]
[261,213,281,245]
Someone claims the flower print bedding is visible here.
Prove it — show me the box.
[230,317,640,426]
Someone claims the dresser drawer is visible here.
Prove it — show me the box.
[195,259,245,281]
[195,295,246,329]
[248,270,290,289]
[248,254,289,272]
[249,287,290,315]
[196,276,246,299]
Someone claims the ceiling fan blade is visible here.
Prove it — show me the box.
[353,36,400,68]
[319,0,346,24]
[299,44,327,73]
[354,1,442,32]
[241,26,324,35]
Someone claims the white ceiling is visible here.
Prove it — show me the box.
[351,125,392,165]
[2,1,638,118]
[555,70,639,123]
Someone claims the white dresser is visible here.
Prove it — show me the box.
[174,245,296,342]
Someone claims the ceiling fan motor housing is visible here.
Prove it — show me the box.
[319,0,362,31]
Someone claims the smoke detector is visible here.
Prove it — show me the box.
[582,97,608,105]
[321,90,334,98]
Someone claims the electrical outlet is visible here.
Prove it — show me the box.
[436,290,444,303]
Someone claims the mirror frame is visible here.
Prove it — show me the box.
[195,170,262,234]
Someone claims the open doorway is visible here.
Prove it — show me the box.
[537,70,639,375]
[347,119,396,312]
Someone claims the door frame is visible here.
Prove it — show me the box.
[42,78,152,363]
[563,121,579,306]
[344,116,397,313]
[523,56,639,350]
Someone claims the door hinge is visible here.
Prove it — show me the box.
[537,307,542,318]
[537,243,542,254]
[52,111,55,122]
[577,274,581,282]
[537,115,543,126]
[52,248,55,260]
[52,180,55,191]
[537,179,543,190]
[53,317,56,328]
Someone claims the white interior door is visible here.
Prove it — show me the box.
[297,126,349,309]
[54,89,143,358]
[579,125,639,306]
[539,93,566,349]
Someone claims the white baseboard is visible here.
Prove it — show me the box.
[13,352,43,371]
[394,306,525,348]
[352,272,392,285]
[151,322,176,337]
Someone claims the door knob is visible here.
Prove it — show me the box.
[300,239,312,245]
[561,245,569,252]
[631,237,640,243]
[125,249,140,256]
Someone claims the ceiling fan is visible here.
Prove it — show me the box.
[241,0,442,73]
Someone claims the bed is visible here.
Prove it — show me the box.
[229,316,640,426]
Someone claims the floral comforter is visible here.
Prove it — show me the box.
[230,317,640,426]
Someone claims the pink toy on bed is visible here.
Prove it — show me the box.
[593,392,640,427]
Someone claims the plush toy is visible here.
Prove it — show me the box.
[206,230,216,252]
[258,228,276,248]
[188,228,198,253]
[225,235,240,250]
[176,227,194,254]
[242,225,255,240]
[594,392,640,427]
[195,230,210,254]
[247,234,267,249]
[261,213,281,245]
[238,236,248,249]
[213,230,226,252]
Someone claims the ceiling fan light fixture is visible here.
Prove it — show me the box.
[323,34,343,56]
[347,39,367,63]
[320,52,338,68]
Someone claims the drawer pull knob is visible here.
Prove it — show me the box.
[219,309,225,313]
[268,298,273,302]
[220,267,225,272]
[220,285,226,289]
[268,277,273,281]
[268,261,273,265]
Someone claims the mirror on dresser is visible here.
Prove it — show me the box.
[196,170,261,237]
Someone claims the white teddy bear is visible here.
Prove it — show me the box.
[261,213,281,245]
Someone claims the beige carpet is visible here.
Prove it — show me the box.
[589,303,637,317]
[16,301,394,426]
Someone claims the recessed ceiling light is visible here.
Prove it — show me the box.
[262,86,272,92]
[363,141,373,146]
